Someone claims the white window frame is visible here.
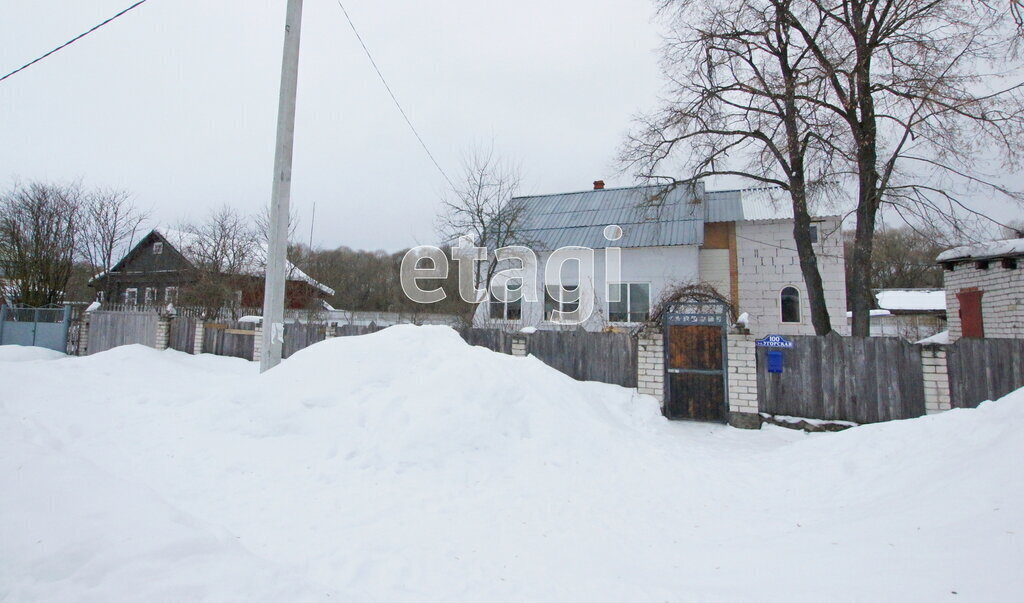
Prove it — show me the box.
[144,287,157,303]
[123,287,138,305]
[607,282,652,324]
[544,283,580,322]
[97,291,105,302]
[153,241,164,254]
[488,281,522,321]
[780,285,802,324]
[165,286,178,303]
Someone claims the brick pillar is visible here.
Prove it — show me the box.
[78,313,91,356]
[252,323,263,362]
[324,323,336,339]
[511,334,529,356]
[193,321,205,355]
[921,344,952,414]
[155,316,171,351]
[726,329,761,429]
[637,327,665,403]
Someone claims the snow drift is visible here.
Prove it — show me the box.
[2,326,1023,601]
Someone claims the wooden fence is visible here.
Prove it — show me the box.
[946,338,1024,409]
[524,330,638,388]
[168,316,196,353]
[203,321,257,360]
[756,334,926,424]
[87,310,159,354]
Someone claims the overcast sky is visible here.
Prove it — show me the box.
[1,0,667,252]
[3,1,1020,254]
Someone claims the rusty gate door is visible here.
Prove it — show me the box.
[663,302,729,422]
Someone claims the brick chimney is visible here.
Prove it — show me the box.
[593,180,605,190]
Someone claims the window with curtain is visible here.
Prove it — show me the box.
[608,283,651,323]
[781,286,801,323]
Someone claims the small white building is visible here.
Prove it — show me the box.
[938,237,1024,341]
[476,182,848,336]
[846,289,947,340]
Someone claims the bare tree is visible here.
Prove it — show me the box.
[776,0,1024,335]
[172,205,261,317]
[623,0,844,334]
[78,188,148,299]
[436,146,526,321]
[0,182,81,306]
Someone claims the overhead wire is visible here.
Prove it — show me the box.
[333,0,456,190]
[0,0,152,84]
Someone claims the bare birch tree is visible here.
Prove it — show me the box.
[78,188,148,299]
[0,182,81,306]
[436,146,526,322]
[623,0,844,334]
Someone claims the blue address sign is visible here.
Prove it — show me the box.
[755,334,794,349]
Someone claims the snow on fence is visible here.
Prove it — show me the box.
[946,338,1024,409]
[755,334,927,424]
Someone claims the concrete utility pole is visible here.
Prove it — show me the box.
[261,0,304,373]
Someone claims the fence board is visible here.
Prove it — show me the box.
[168,316,196,353]
[459,328,513,355]
[283,323,326,359]
[756,334,925,424]
[524,330,638,388]
[946,338,1024,409]
[203,321,255,360]
[87,311,159,354]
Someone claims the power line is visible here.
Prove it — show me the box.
[333,0,456,189]
[0,1,152,84]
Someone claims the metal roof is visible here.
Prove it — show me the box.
[514,183,704,250]
[512,184,830,250]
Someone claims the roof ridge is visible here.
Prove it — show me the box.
[513,182,684,200]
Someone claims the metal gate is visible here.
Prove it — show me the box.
[663,301,729,422]
[0,305,72,352]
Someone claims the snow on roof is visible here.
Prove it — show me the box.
[874,289,946,312]
[936,237,1024,263]
[916,330,950,345]
[845,309,892,318]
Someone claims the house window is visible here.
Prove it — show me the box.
[144,287,157,303]
[165,286,178,303]
[608,283,651,323]
[545,284,579,321]
[809,225,819,243]
[123,287,138,305]
[153,241,163,254]
[489,281,522,321]
[97,291,105,302]
[780,286,801,323]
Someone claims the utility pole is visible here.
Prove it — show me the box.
[261,0,304,373]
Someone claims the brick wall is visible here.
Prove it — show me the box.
[944,261,1023,341]
[726,331,760,428]
[735,218,848,336]
[637,329,664,403]
[921,345,952,414]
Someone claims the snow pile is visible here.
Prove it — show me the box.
[917,329,950,345]
[0,345,66,362]
[2,326,1024,600]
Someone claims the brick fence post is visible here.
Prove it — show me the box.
[78,311,91,356]
[155,315,171,351]
[252,323,263,362]
[726,329,761,429]
[921,344,952,414]
[511,334,529,357]
[192,321,205,355]
[324,323,336,339]
[637,327,665,404]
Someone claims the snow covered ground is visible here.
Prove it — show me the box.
[2,325,1022,601]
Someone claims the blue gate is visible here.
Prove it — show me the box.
[0,305,72,352]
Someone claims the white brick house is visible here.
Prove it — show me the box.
[938,238,1024,341]
[476,182,848,336]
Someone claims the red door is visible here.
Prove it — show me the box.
[957,289,984,338]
